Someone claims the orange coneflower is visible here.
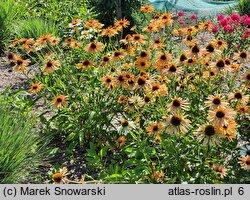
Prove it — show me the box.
[209,162,228,178]
[112,50,124,61]
[237,105,250,115]
[195,124,222,146]
[118,96,127,104]
[52,167,69,184]
[138,50,151,60]
[71,18,82,25]
[125,77,136,90]
[146,82,167,97]
[228,90,249,104]
[44,60,60,74]
[185,57,198,66]
[208,107,235,127]
[143,94,153,105]
[140,5,155,13]
[125,95,144,111]
[84,41,103,53]
[213,58,229,72]
[70,41,82,49]
[62,37,74,47]
[151,38,163,49]
[190,44,201,57]
[135,75,148,90]
[168,97,189,114]
[85,19,103,30]
[155,52,172,66]
[51,95,68,108]
[143,23,159,33]
[205,95,228,109]
[131,34,146,44]
[146,122,164,136]
[164,63,182,76]
[205,43,220,56]
[114,73,126,87]
[213,39,227,50]
[76,59,95,70]
[135,58,150,72]
[182,34,197,47]
[116,135,126,148]
[100,75,113,88]
[36,34,52,47]
[238,155,250,170]
[202,69,217,79]
[114,18,130,29]
[49,36,61,46]
[233,50,249,63]
[6,52,17,64]
[22,38,35,52]
[101,26,118,37]
[13,57,30,73]
[220,119,237,141]
[100,55,110,66]
[179,52,188,64]
[28,82,43,93]
[241,70,250,85]
[164,114,191,135]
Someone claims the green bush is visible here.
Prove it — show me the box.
[0,89,44,183]
[22,0,95,34]
[0,0,25,52]
[13,18,59,39]
[88,0,141,28]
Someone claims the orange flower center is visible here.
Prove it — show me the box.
[52,173,62,182]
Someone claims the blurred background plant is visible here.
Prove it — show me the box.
[0,88,46,183]
[0,0,26,53]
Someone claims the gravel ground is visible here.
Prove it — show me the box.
[0,57,37,92]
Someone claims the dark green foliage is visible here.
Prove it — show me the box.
[88,0,142,28]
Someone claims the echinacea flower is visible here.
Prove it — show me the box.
[213,39,227,50]
[209,162,227,178]
[116,135,126,148]
[219,119,237,141]
[208,107,235,127]
[13,57,30,73]
[100,75,113,88]
[228,90,249,104]
[52,167,69,184]
[28,82,43,93]
[76,59,95,70]
[205,95,228,109]
[164,114,191,135]
[140,5,154,13]
[195,124,222,146]
[44,60,60,74]
[114,19,130,29]
[168,97,189,114]
[238,155,250,170]
[51,95,68,108]
[233,50,249,63]
[146,122,164,136]
[146,82,167,97]
[84,41,103,53]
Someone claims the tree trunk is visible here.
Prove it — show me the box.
[116,0,122,19]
